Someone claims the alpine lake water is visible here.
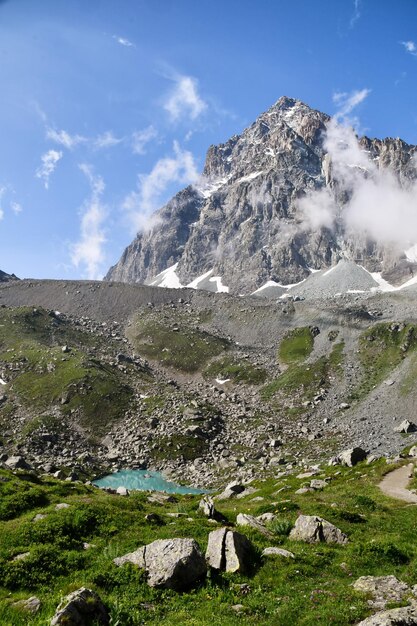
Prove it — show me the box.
[93,469,207,495]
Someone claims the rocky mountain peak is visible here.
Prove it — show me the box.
[105,97,417,294]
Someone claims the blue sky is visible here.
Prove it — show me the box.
[0,0,417,279]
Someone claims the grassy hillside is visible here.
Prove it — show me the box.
[1,459,417,625]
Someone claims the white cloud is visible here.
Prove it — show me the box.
[400,40,417,56]
[0,187,5,221]
[113,35,135,47]
[46,128,86,150]
[35,149,63,189]
[70,164,107,280]
[123,141,199,232]
[332,88,370,120]
[349,0,361,28]
[164,75,207,122]
[132,125,158,155]
[11,202,22,215]
[298,88,417,250]
[94,131,123,149]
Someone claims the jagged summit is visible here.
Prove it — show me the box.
[0,270,19,283]
[105,97,417,295]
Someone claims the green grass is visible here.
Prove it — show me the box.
[127,315,230,372]
[1,459,417,625]
[349,322,417,402]
[262,342,344,402]
[0,307,135,436]
[203,355,267,385]
[278,327,315,365]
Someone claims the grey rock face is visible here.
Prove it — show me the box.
[355,604,417,626]
[205,527,254,573]
[289,515,348,544]
[114,538,206,591]
[106,96,417,295]
[50,587,109,626]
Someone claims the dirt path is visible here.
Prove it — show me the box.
[379,463,417,503]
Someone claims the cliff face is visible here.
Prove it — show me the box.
[105,97,417,293]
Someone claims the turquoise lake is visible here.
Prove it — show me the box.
[93,469,207,495]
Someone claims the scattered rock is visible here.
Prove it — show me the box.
[5,455,32,470]
[199,495,216,518]
[338,403,351,410]
[355,604,417,625]
[55,503,70,510]
[338,447,367,467]
[12,596,41,614]
[289,515,348,544]
[262,547,295,559]
[216,482,246,500]
[116,486,129,496]
[395,420,417,434]
[206,527,254,574]
[114,538,206,591]
[353,575,410,609]
[236,513,273,538]
[50,587,109,625]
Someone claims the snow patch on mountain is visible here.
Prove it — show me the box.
[147,264,183,289]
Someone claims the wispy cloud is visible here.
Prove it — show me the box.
[11,202,22,215]
[94,131,123,149]
[400,40,417,57]
[349,0,361,28]
[35,149,63,189]
[113,35,135,47]
[70,164,107,280]
[163,74,207,122]
[123,141,199,232]
[46,128,86,150]
[332,88,371,133]
[131,125,158,155]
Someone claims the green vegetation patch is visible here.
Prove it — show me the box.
[262,342,344,402]
[278,327,315,365]
[350,322,417,402]
[2,459,417,625]
[203,355,267,385]
[0,307,134,435]
[128,317,230,372]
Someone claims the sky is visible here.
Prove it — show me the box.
[0,0,417,280]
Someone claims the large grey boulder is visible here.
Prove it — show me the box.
[289,515,348,544]
[206,527,254,574]
[353,576,411,609]
[338,447,367,467]
[50,587,109,625]
[216,482,246,500]
[395,420,417,434]
[355,604,417,625]
[114,538,206,591]
[5,456,32,470]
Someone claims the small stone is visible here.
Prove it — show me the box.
[262,547,295,559]
[12,596,41,614]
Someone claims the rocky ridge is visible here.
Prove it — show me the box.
[105,96,417,294]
